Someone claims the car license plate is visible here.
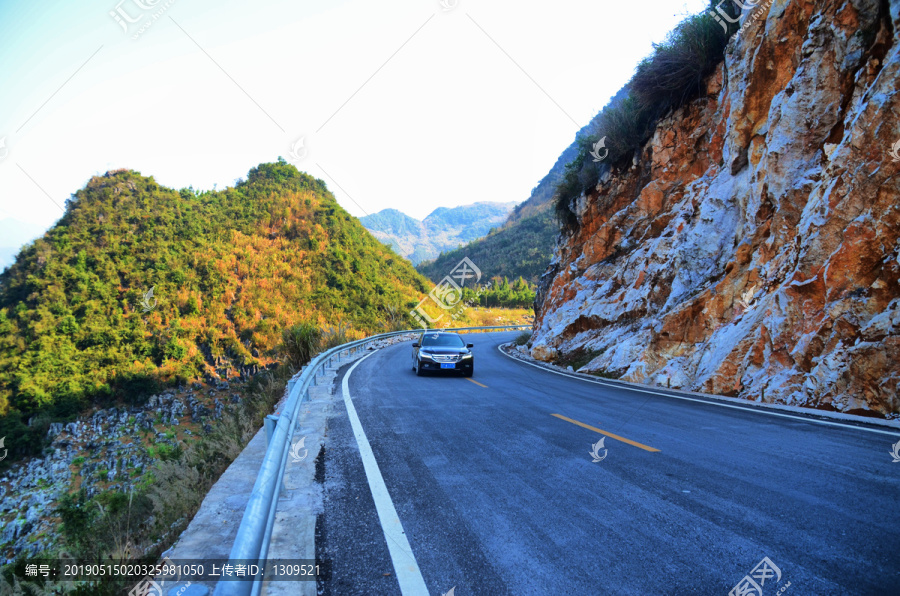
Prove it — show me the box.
[440,363,455,369]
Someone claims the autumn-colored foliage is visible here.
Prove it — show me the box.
[0,160,428,458]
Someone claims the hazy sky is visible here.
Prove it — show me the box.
[0,0,708,236]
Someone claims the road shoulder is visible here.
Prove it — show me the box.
[498,340,900,434]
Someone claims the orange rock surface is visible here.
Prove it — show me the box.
[531,1,900,417]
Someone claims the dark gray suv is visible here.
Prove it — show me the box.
[411,332,474,377]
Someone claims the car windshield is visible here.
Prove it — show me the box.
[420,333,465,348]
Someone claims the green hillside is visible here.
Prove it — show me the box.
[416,109,591,285]
[417,209,557,285]
[0,160,428,459]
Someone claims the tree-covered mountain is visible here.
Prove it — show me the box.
[417,210,558,285]
[417,87,638,286]
[360,201,515,264]
[0,161,429,458]
[417,122,585,284]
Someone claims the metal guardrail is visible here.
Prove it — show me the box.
[212,324,530,596]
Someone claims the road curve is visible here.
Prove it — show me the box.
[316,331,900,595]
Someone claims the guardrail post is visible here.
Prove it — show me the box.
[264,414,279,447]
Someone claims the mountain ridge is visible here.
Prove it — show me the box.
[0,160,429,458]
[417,117,589,284]
[360,201,515,265]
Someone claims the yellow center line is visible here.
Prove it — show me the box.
[465,378,488,388]
[552,413,661,452]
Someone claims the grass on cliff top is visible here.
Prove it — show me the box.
[554,2,740,228]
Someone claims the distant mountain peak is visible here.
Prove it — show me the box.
[360,201,516,265]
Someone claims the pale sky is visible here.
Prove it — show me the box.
[0,0,708,240]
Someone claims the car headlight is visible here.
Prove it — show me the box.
[419,351,434,359]
[461,352,473,359]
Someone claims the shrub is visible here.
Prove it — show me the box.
[163,338,188,361]
[514,331,532,346]
[58,488,152,561]
[554,5,738,228]
[631,12,733,116]
[380,303,410,333]
[320,321,351,351]
[158,443,182,461]
[280,322,321,370]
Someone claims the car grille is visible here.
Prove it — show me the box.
[431,354,461,363]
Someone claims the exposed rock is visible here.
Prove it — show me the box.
[530,342,558,362]
[1,374,260,558]
[533,0,900,416]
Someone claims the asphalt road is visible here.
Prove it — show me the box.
[316,331,900,595]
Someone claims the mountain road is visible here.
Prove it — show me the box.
[316,331,900,595]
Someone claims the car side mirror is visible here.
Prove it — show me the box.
[412,342,419,347]
[466,343,474,348]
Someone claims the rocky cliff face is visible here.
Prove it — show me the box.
[532,0,900,417]
[0,385,232,560]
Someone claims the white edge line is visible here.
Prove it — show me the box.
[497,344,900,438]
[342,351,430,595]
